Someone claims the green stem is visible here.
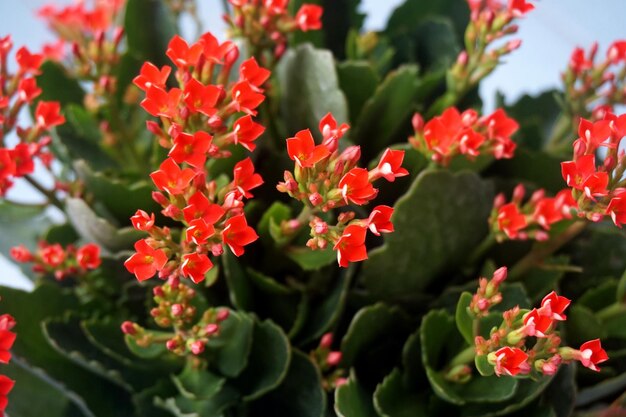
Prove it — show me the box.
[508,221,587,281]
[23,174,64,211]
[449,346,476,368]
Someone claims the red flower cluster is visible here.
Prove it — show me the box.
[563,40,626,117]
[277,113,407,267]
[125,32,268,283]
[122,277,231,357]
[471,268,608,377]
[410,108,518,165]
[489,184,577,241]
[10,242,101,280]
[225,0,323,62]
[561,113,626,226]
[0,36,63,196]
[467,0,534,20]
[0,308,16,415]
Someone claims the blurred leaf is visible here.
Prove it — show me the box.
[66,197,144,252]
[250,350,326,417]
[334,371,379,417]
[286,246,337,271]
[44,223,79,246]
[222,250,255,310]
[351,65,420,161]
[337,61,380,123]
[172,363,225,401]
[124,332,172,360]
[565,305,607,346]
[618,267,626,303]
[543,364,576,417]
[36,61,85,106]
[373,368,428,417]
[413,18,460,71]
[257,202,292,247]
[233,319,291,400]
[278,43,349,137]
[206,310,254,378]
[362,170,493,300]
[124,0,177,65]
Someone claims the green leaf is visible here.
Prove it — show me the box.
[250,350,326,417]
[56,105,118,170]
[474,355,494,377]
[277,43,348,136]
[565,305,607,346]
[618,267,626,303]
[257,202,292,247]
[124,0,177,65]
[247,268,294,295]
[206,310,254,378]
[172,363,226,401]
[543,364,576,417]
[578,280,618,312]
[286,246,337,271]
[65,197,144,252]
[421,310,517,405]
[4,356,95,417]
[36,61,85,106]
[44,223,79,246]
[125,332,172,360]
[341,303,412,367]
[522,256,569,302]
[362,170,493,300]
[351,65,420,161]
[455,292,474,345]
[576,370,626,407]
[319,0,365,58]
[487,148,565,193]
[413,18,460,71]
[373,368,428,417]
[385,0,469,42]
[75,160,160,224]
[334,371,380,417]
[222,250,255,310]
[337,61,380,123]
[233,319,291,400]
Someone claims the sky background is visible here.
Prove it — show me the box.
[1,0,625,289]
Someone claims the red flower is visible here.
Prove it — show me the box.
[286,129,330,168]
[574,118,611,153]
[569,47,593,74]
[374,148,409,182]
[497,203,527,238]
[295,4,323,31]
[0,150,15,180]
[41,243,65,267]
[166,35,203,68]
[181,252,213,284]
[15,46,43,74]
[124,239,168,281]
[367,205,394,236]
[150,158,196,195]
[561,154,609,199]
[319,112,349,151]
[458,129,486,157]
[141,86,182,119]
[540,291,571,321]
[608,40,626,64]
[576,339,609,372]
[185,218,215,245]
[606,191,626,227]
[35,101,65,130]
[133,62,171,91]
[199,32,235,64]
[233,115,265,152]
[183,192,226,224]
[339,168,377,205]
[222,214,258,256]
[483,108,519,141]
[17,77,42,103]
[532,197,563,230]
[0,329,16,364]
[333,224,368,267]
[231,81,265,115]
[232,157,263,198]
[76,243,101,270]
[240,57,271,88]
[523,309,553,338]
[9,245,32,262]
[183,78,221,116]
[169,131,212,168]
[492,347,529,377]
[10,143,35,177]
[508,0,534,16]
[0,374,15,413]
[131,210,155,231]
[423,107,464,158]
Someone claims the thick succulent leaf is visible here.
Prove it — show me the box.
[172,363,226,401]
[65,197,144,252]
[232,319,291,400]
[206,310,254,378]
[334,371,380,417]
[350,65,420,161]
[286,246,337,271]
[44,223,80,246]
[420,310,518,405]
[36,61,85,106]
[249,350,326,417]
[361,170,493,300]
[222,251,255,310]
[565,305,607,346]
[373,368,428,417]
[543,364,576,417]
[455,292,474,345]
[337,61,380,123]
[124,0,177,65]
[277,43,349,137]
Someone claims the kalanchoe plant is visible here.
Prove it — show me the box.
[0,0,626,416]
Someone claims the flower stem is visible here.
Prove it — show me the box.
[508,221,587,281]
[23,174,64,211]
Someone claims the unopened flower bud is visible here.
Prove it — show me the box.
[320,333,333,348]
[206,323,219,335]
[309,192,323,206]
[217,309,230,322]
[190,340,205,355]
[326,351,342,367]
[121,321,137,335]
